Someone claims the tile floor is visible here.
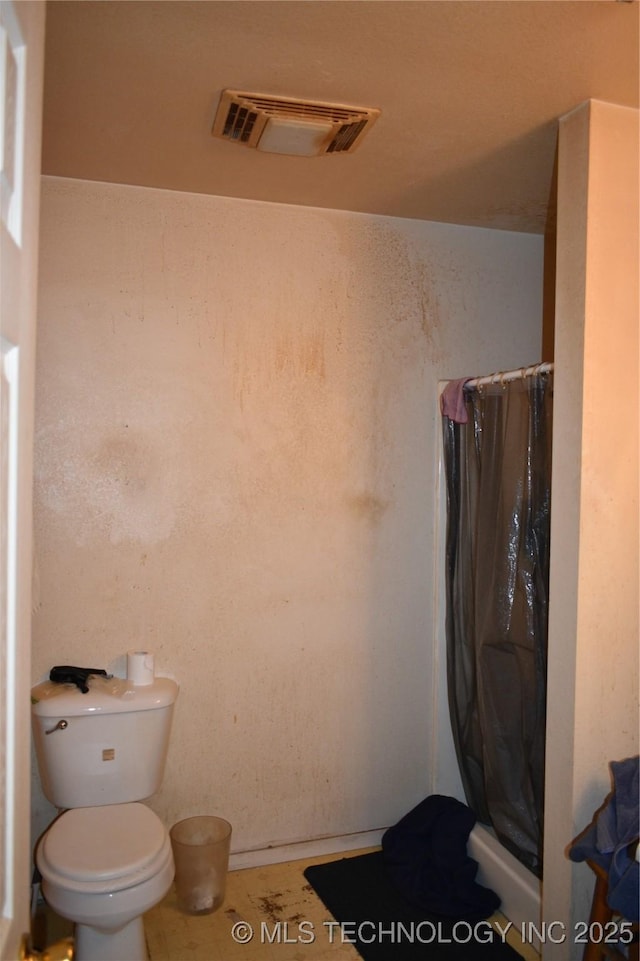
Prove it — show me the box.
[144,849,540,961]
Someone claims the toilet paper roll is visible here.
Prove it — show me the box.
[127,650,155,686]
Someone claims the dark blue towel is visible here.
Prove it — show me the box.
[382,794,500,921]
[569,755,639,921]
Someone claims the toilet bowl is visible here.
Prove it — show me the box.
[31,672,179,961]
[37,803,174,961]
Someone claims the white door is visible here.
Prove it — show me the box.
[0,2,44,958]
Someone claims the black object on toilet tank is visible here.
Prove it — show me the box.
[49,665,110,693]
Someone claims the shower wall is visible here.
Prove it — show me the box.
[543,100,639,951]
[31,177,543,855]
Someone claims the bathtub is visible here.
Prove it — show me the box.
[469,823,541,935]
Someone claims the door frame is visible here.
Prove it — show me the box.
[0,2,45,957]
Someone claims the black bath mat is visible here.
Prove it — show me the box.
[304,851,523,961]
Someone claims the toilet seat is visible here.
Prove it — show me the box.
[38,802,172,895]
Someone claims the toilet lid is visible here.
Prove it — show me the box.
[40,803,167,886]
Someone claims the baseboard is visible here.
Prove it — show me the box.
[228,829,385,871]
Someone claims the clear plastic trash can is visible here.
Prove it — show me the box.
[169,815,232,914]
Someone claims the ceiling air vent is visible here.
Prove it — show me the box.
[212,90,380,157]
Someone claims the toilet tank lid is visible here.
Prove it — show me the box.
[30,675,179,718]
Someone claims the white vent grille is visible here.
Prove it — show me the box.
[212,90,380,155]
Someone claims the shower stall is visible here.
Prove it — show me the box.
[433,363,553,933]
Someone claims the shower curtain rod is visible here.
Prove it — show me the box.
[464,361,553,390]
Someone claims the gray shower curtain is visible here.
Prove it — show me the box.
[442,370,552,877]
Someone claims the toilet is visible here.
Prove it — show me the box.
[31,673,179,961]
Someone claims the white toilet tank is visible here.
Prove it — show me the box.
[31,676,179,809]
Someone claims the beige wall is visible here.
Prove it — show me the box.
[543,100,639,956]
[32,177,543,854]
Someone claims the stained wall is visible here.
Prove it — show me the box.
[32,177,542,853]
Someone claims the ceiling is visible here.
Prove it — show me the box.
[41,0,639,234]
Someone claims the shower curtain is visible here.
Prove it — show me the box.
[442,368,553,877]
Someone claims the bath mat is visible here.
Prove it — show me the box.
[304,851,523,961]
